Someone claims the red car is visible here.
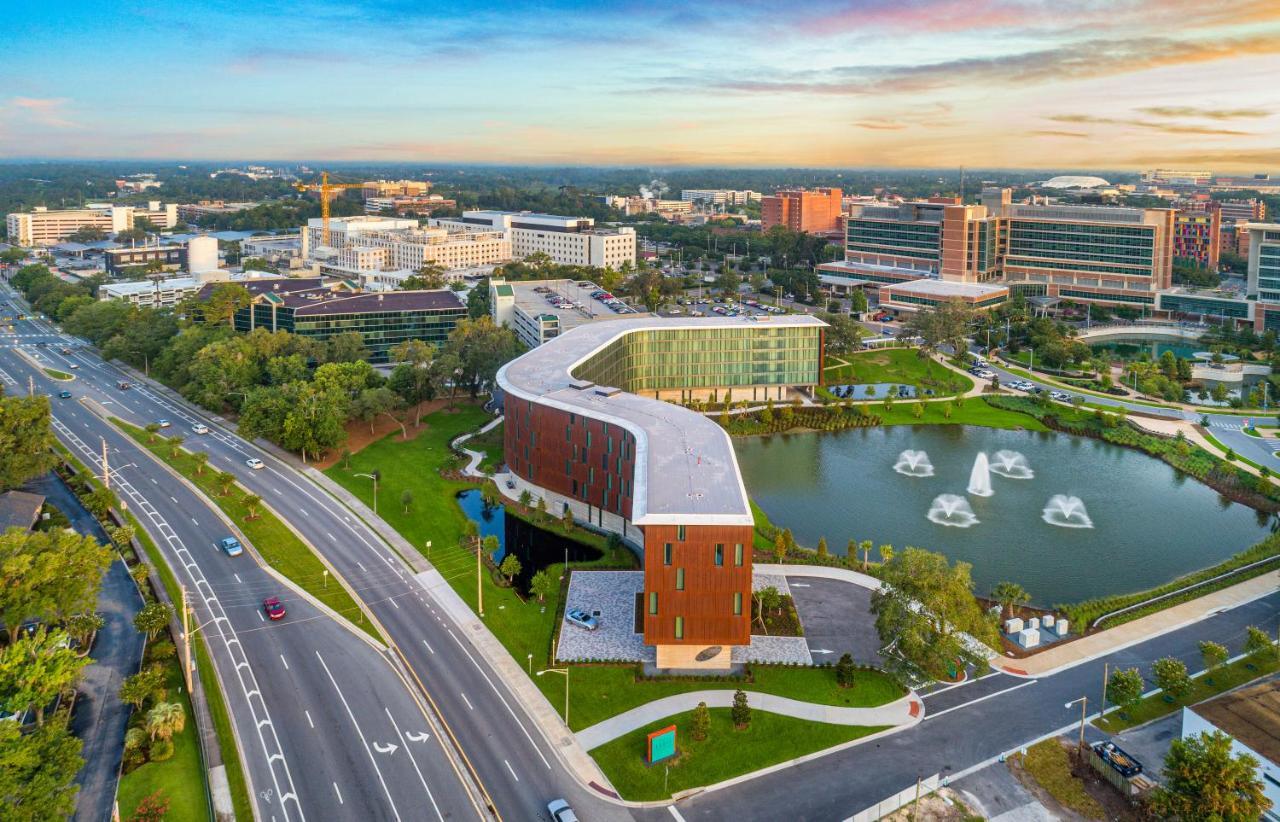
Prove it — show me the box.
[263,597,286,621]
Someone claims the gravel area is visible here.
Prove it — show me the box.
[733,635,814,665]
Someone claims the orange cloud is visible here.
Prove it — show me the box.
[9,97,78,128]
[1029,130,1089,139]
[1136,106,1270,120]
[853,119,907,130]
[1048,114,1252,136]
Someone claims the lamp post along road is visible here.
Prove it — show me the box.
[354,471,379,515]
[537,668,570,727]
[1065,696,1088,754]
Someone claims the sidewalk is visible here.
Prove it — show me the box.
[990,569,1280,677]
[1129,415,1280,487]
[576,690,921,750]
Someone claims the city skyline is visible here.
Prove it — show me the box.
[1,0,1278,169]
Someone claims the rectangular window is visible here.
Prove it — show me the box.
[663,543,672,565]
[676,568,685,590]
[734,543,744,566]
[714,544,724,566]
[674,616,684,639]
[571,479,578,495]
[649,592,658,614]
[677,525,686,541]
[565,459,571,476]
[565,425,571,442]
[733,592,742,615]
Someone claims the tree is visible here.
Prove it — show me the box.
[818,312,865,355]
[518,489,533,508]
[0,396,57,492]
[215,471,237,496]
[0,627,88,725]
[530,570,555,603]
[816,537,828,557]
[443,316,521,397]
[144,422,161,443]
[1245,625,1277,660]
[990,581,1031,620]
[1105,667,1144,714]
[400,263,448,290]
[1152,657,1192,702]
[561,506,574,532]
[83,486,117,519]
[1199,640,1229,674]
[202,283,252,327]
[902,301,975,359]
[191,451,210,475]
[753,585,781,634]
[466,278,492,319]
[835,653,856,688]
[108,524,136,550]
[119,665,167,709]
[64,612,103,647]
[772,533,787,563]
[129,790,171,822]
[730,689,751,729]
[878,544,894,564]
[482,535,499,566]
[1150,730,1271,821]
[400,489,413,514]
[133,602,172,641]
[499,553,522,585]
[871,547,997,680]
[242,493,262,520]
[166,435,185,458]
[0,528,112,634]
[323,331,370,364]
[144,701,186,742]
[691,701,711,741]
[535,496,548,522]
[0,719,84,820]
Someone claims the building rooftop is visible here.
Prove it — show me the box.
[1191,678,1280,764]
[102,276,200,297]
[497,315,827,526]
[0,490,44,532]
[885,278,1008,297]
[505,279,649,334]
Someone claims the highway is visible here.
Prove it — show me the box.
[0,289,487,822]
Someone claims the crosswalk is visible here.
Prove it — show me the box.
[1212,423,1246,431]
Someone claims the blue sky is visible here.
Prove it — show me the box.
[3,0,1279,169]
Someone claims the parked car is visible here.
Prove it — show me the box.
[58,390,72,399]
[263,597,286,620]
[246,457,265,470]
[192,423,209,435]
[564,608,598,631]
[547,799,579,822]
[219,537,244,557]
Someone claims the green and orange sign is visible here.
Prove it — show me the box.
[647,724,676,764]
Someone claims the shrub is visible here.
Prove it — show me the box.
[147,738,174,762]
[691,701,711,741]
[1152,657,1192,702]
[730,689,751,729]
[835,653,856,688]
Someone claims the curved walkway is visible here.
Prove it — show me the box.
[576,689,921,750]
[450,414,502,478]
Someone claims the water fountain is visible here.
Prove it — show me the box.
[989,450,1034,480]
[893,449,935,477]
[927,494,980,528]
[1042,495,1093,528]
[967,452,994,497]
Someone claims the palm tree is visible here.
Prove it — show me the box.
[192,451,209,475]
[145,701,186,742]
[991,581,1031,620]
[242,493,262,520]
[144,423,161,443]
[166,435,185,459]
[859,540,872,571]
[216,471,236,496]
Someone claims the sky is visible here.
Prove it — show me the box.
[2,0,1279,171]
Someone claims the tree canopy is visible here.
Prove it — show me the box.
[0,395,57,492]
[0,528,112,635]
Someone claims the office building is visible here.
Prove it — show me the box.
[761,188,843,233]
[361,180,432,199]
[877,279,1009,312]
[1142,169,1213,187]
[177,201,261,224]
[8,204,135,246]
[489,278,646,349]
[1217,198,1267,225]
[1245,223,1280,332]
[1173,208,1221,270]
[199,277,467,362]
[99,276,205,308]
[134,201,179,230]
[241,235,303,266]
[499,315,825,668]
[364,195,457,215]
[680,190,762,207]
[104,244,187,276]
[439,211,636,270]
[1179,680,1279,815]
[305,217,511,276]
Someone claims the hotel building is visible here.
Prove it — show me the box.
[438,211,636,270]
[499,315,825,668]
[761,188,843,234]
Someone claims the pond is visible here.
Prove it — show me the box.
[456,489,602,593]
[734,426,1273,606]
[1090,337,1201,361]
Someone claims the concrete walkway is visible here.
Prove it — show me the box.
[451,415,503,478]
[990,569,1280,677]
[576,690,922,750]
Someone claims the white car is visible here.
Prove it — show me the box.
[246,458,265,470]
[192,423,209,435]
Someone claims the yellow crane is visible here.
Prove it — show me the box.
[293,171,364,247]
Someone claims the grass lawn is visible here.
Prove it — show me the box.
[116,649,210,822]
[1016,739,1104,820]
[113,419,379,642]
[465,421,505,470]
[566,663,904,731]
[43,367,73,380]
[997,361,1177,410]
[871,395,1050,431]
[1200,429,1272,474]
[1095,650,1280,733]
[824,348,973,395]
[590,707,886,801]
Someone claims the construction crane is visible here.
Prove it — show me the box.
[293,171,363,247]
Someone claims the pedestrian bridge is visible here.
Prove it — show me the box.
[1075,323,1206,343]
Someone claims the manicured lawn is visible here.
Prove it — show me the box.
[824,348,973,395]
[566,663,905,731]
[1095,651,1280,733]
[873,396,1050,431]
[590,707,886,801]
[1201,429,1271,474]
[114,419,379,642]
[998,361,1177,410]
[43,367,73,380]
[1016,739,1104,820]
[465,421,505,470]
[116,653,210,821]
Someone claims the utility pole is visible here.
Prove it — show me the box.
[102,438,110,489]
[476,533,484,616]
[1100,661,1109,719]
[180,585,193,692]
[913,775,922,821]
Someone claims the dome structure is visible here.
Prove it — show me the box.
[1041,175,1111,189]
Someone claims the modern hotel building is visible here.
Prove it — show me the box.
[499,315,825,668]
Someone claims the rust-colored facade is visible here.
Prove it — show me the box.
[762,187,843,234]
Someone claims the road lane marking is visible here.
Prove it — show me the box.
[305,711,314,729]
[170,496,178,503]
[257,611,265,622]
[422,640,434,654]
[326,532,335,541]
[234,574,242,584]
[669,806,687,822]
[390,598,399,609]
[333,782,343,804]
[383,707,445,821]
[280,655,289,671]
[357,562,366,572]
[191,517,198,526]
[459,692,474,711]
[923,678,1038,721]
[503,760,519,782]
[444,628,551,768]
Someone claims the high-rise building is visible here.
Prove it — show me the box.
[680,189,762,206]
[304,216,511,274]
[7,204,135,246]
[1173,208,1221,270]
[437,211,636,270]
[1216,198,1267,225]
[761,188,843,234]
[360,179,432,199]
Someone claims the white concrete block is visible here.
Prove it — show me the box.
[1016,628,1041,649]
[1004,617,1024,635]
[1028,617,1041,631]
[1043,614,1055,628]
[1053,620,1068,637]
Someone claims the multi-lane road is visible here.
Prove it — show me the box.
[5,278,1277,821]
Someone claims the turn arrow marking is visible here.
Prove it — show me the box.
[372,742,398,755]
[405,731,430,743]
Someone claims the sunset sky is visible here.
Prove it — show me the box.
[3,0,1278,170]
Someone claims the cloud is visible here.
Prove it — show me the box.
[1048,114,1252,136]
[1136,105,1270,120]
[1029,130,1090,139]
[8,97,78,128]
[853,119,908,130]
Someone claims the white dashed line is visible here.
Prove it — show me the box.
[422,640,434,654]
[280,654,289,670]
[333,782,343,804]
[233,573,242,584]
[305,710,314,729]
[459,692,474,711]
[504,759,519,782]
[257,611,265,622]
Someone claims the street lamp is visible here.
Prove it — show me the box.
[1064,697,1089,755]
[354,471,379,515]
[537,667,570,726]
